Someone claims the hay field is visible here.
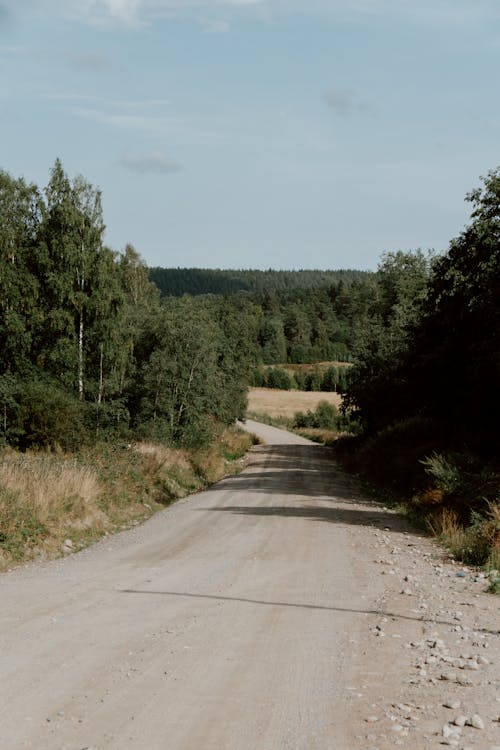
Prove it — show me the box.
[247,387,342,418]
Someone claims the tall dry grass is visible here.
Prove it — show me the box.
[0,453,105,562]
[0,425,254,569]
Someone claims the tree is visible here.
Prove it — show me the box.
[34,160,105,398]
[0,171,42,376]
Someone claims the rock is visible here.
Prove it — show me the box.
[452,715,467,727]
[443,700,461,709]
[440,671,458,681]
[466,713,485,729]
[464,660,479,670]
[442,723,460,739]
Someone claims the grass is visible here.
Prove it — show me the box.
[0,425,253,570]
[247,387,342,418]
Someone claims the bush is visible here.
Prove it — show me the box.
[352,416,443,495]
[249,368,266,387]
[293,401,339,430]
[266,367,293,390]
[421,453,463,494]
[15,380,87,451]
[304,369,322,391]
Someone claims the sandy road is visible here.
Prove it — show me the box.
[2,421,497,750]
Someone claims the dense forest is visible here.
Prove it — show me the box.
[0,160,257,449]
[149,266,372,297]
[150,267,400,364]
[339,168,500,573]
[1,158,499,467]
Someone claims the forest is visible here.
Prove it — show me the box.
[149,266,372,297]
[1,159,499,576]
[0,160,256,450]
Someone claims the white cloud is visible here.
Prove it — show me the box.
[119,150,181,173]
[3,0,500,29]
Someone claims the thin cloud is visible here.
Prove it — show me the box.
[119,150,181,174]
[71,106,166,132]
[4,0,500,31]
[202,18,231,33]
[66,51,114,70]
[324,88,374,118]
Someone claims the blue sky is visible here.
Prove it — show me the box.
[1,1,499,270]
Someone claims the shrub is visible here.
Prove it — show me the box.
[421,453,463,494]
[249,368,267,387]
[293,401,339,430]
[353,416,443,495]
[16,380,87,451]
[266,367,293,390]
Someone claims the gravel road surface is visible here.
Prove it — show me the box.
[1,421,498,750]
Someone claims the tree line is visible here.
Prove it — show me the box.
[149,266,372,297]
[341,168,500,507]
[0,161,256,449]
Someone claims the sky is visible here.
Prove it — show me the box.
[1,1,499,270]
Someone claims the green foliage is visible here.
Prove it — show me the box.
[421,453,463,495]
[0,488,48,559]
[293,401,339,430]
[15,379,87,451]
[349,417,443,495]
[266,367,293,390]
[149,267,373,297]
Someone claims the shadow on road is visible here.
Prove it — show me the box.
[118,589,500,637]
[203,442,409,532]
[197,503,401,531]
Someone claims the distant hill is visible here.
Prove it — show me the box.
[149,267,374,297]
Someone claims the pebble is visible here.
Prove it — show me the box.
[467,713,485,730]
[443,700,461,709]
[442,723,461,739]
[440,671,458,682]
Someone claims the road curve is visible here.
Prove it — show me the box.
[0,421,389,749]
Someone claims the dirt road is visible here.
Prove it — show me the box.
[1,421,498,749]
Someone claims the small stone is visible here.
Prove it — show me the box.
[443,700,461,709]
[391,724,404,732]
[365,716,379,723]
[442,723,460,739]
[467,714,485,730]
[440,671,457,681]
[465,660,479,670]
[452,715,467,727]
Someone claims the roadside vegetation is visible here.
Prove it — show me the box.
[334,169,500,589]
[0,426,253,570]
[2,159,499,589]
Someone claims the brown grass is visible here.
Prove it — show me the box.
[0,426,254,570]
[247,387,342,418]
[0,453,106,564]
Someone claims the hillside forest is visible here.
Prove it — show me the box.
[1,159,499,577]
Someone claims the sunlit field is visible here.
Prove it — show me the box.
[247,387,342,418]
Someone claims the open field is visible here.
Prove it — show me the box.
[247,387,342,418]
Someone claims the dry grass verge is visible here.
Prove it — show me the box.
[0,426,253,571]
